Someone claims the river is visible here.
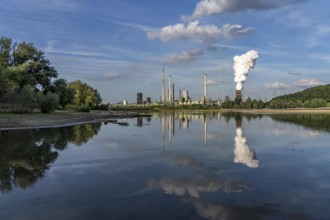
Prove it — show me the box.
[1,112,330,220]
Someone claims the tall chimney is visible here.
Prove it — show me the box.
[204,73,207,99]
[172,83,174,102]
[236,90,242,101]
[169,75,172,102]
[162,67,165,103]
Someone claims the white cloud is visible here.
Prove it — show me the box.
[189,0,305,20]
[294,79,325,88]
[148,21,253,44]
[265,82,291,89]
[207,79,221,85]
[164,49,204,64]
[222,24,254,39]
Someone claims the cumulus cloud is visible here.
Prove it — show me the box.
[164,49,204,64]
[89,72,121,81]
[294,79,325,88]
[188,0,305,20]
[207,79,222,85]
[148,21,253,44]
[265,82,291,89]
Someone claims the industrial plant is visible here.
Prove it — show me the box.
[114,50,259,107]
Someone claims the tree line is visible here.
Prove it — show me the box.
[0,36,103,113]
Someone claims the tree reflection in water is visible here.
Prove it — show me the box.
[0,123,101,193]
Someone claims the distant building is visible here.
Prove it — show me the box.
[146,97,151,104]
[137,93,143,104]
[123,100,128,106]
[182,91,189,102]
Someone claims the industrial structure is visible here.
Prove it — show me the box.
[235,90,242,102]
[204,73,207,100]
[161,67,165,103]
[137,93,143,104]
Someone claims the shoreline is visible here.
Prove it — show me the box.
[1,108,330,131]
[0,110,150,131]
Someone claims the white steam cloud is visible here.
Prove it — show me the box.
[234,127,259,168]
[233,50,259,90]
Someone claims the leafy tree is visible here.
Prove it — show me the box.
[47,78,75,108]
[38,92,59,113]
[5,85,38,113]
[0,36,60,113]
[68,80,102,107]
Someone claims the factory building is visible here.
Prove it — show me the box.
[137,93,143,104]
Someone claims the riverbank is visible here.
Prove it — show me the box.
[0,110,149,130]
[1,108,330,130]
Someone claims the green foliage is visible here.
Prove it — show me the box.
[68,80,102,107]
[47,78,75,108]
[273,84,330,102]
[0,36,63,113]
[268,98,327,109]
[5,85,38,113]
[38,92,59,113]
[76,105,91,112]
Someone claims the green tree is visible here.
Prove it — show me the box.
[68,80,102,107]
[244,97,252,109]
[38,92,59,113]
[47,78,75,108]
[0,36,59,113]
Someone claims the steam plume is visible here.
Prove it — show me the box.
[234,127,259,168]
[233,50,259,90]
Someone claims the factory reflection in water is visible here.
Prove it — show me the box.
[149,112,260,168]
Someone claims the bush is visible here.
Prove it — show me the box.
[77,105,90,112]
[38,92,59,113]
[91,104,109,111]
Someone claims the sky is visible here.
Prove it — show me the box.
[1,0,330,103]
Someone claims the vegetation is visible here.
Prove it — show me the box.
[0,36,103,113]
[268,85,330,109]
[68,80,102,109]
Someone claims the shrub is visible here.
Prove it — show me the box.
[38,92,59,113]
[77,105,90,112]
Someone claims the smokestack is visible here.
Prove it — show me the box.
[204,73,207,99]
[236,90,242,102]
[172,83,175,102]
[233,50,259,91]
[168,75,172,102]
[162,68,165,103]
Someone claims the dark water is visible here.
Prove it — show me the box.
[1,112,330,220]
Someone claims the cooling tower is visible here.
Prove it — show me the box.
[235,90,242,102]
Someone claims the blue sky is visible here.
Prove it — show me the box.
[1,0,330,103]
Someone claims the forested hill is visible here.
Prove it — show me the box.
[272,84,330,102]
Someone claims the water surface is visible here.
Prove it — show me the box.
[1,112,330,220]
